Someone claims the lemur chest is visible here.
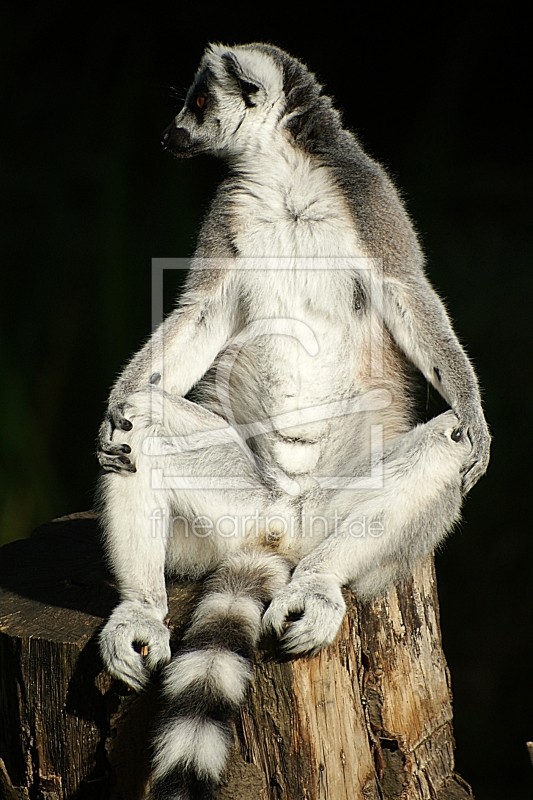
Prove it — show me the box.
[221,160,374,456]
[229,154,370,379]
[230,155,362,260]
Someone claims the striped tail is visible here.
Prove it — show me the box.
[150,550,290,800]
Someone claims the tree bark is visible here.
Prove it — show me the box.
[0,514,473,800]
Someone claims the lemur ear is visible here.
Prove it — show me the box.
[221,52,261,107]
[238,78,260,95]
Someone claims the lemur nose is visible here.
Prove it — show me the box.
[160,126,192,153]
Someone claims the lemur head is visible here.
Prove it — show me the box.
[161,44,341,160]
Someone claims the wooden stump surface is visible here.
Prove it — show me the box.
[0,514,474,800]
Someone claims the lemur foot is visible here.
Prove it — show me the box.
[263,573,345,656]
[99,600,171,691]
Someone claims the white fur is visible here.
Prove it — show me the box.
[265,412,470,651]
[94,44,489,800]
[191,592,263,632]
[153,718,229,781]
[99,600,171,691]
[162,650,253,704]
[262,572,346,655]
[209,44,284,101]
[98,41,480,698]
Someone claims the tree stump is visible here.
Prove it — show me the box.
[0,513,473,800]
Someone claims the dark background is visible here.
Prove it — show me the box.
[0,3,531,798]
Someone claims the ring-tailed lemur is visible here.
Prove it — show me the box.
[97,43,489,799]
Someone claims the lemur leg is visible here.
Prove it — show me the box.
[263,410,471,655]
[98,386,280,690]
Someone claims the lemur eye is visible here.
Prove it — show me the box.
[196,95,206,109]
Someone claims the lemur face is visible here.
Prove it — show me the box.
[161,45,284,159]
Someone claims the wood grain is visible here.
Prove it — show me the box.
[0,515,473,799]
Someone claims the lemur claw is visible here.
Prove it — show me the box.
[97,404,136,473]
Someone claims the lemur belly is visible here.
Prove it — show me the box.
[218,148,383,476]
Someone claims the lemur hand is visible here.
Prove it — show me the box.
[97,403,136,473]
[263,573,345,656]
[455,409,491,494]
[99,600,171,691]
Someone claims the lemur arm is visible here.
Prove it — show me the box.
[328,143,489,494]
[97,259,240,472]
[380,269,490,493]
